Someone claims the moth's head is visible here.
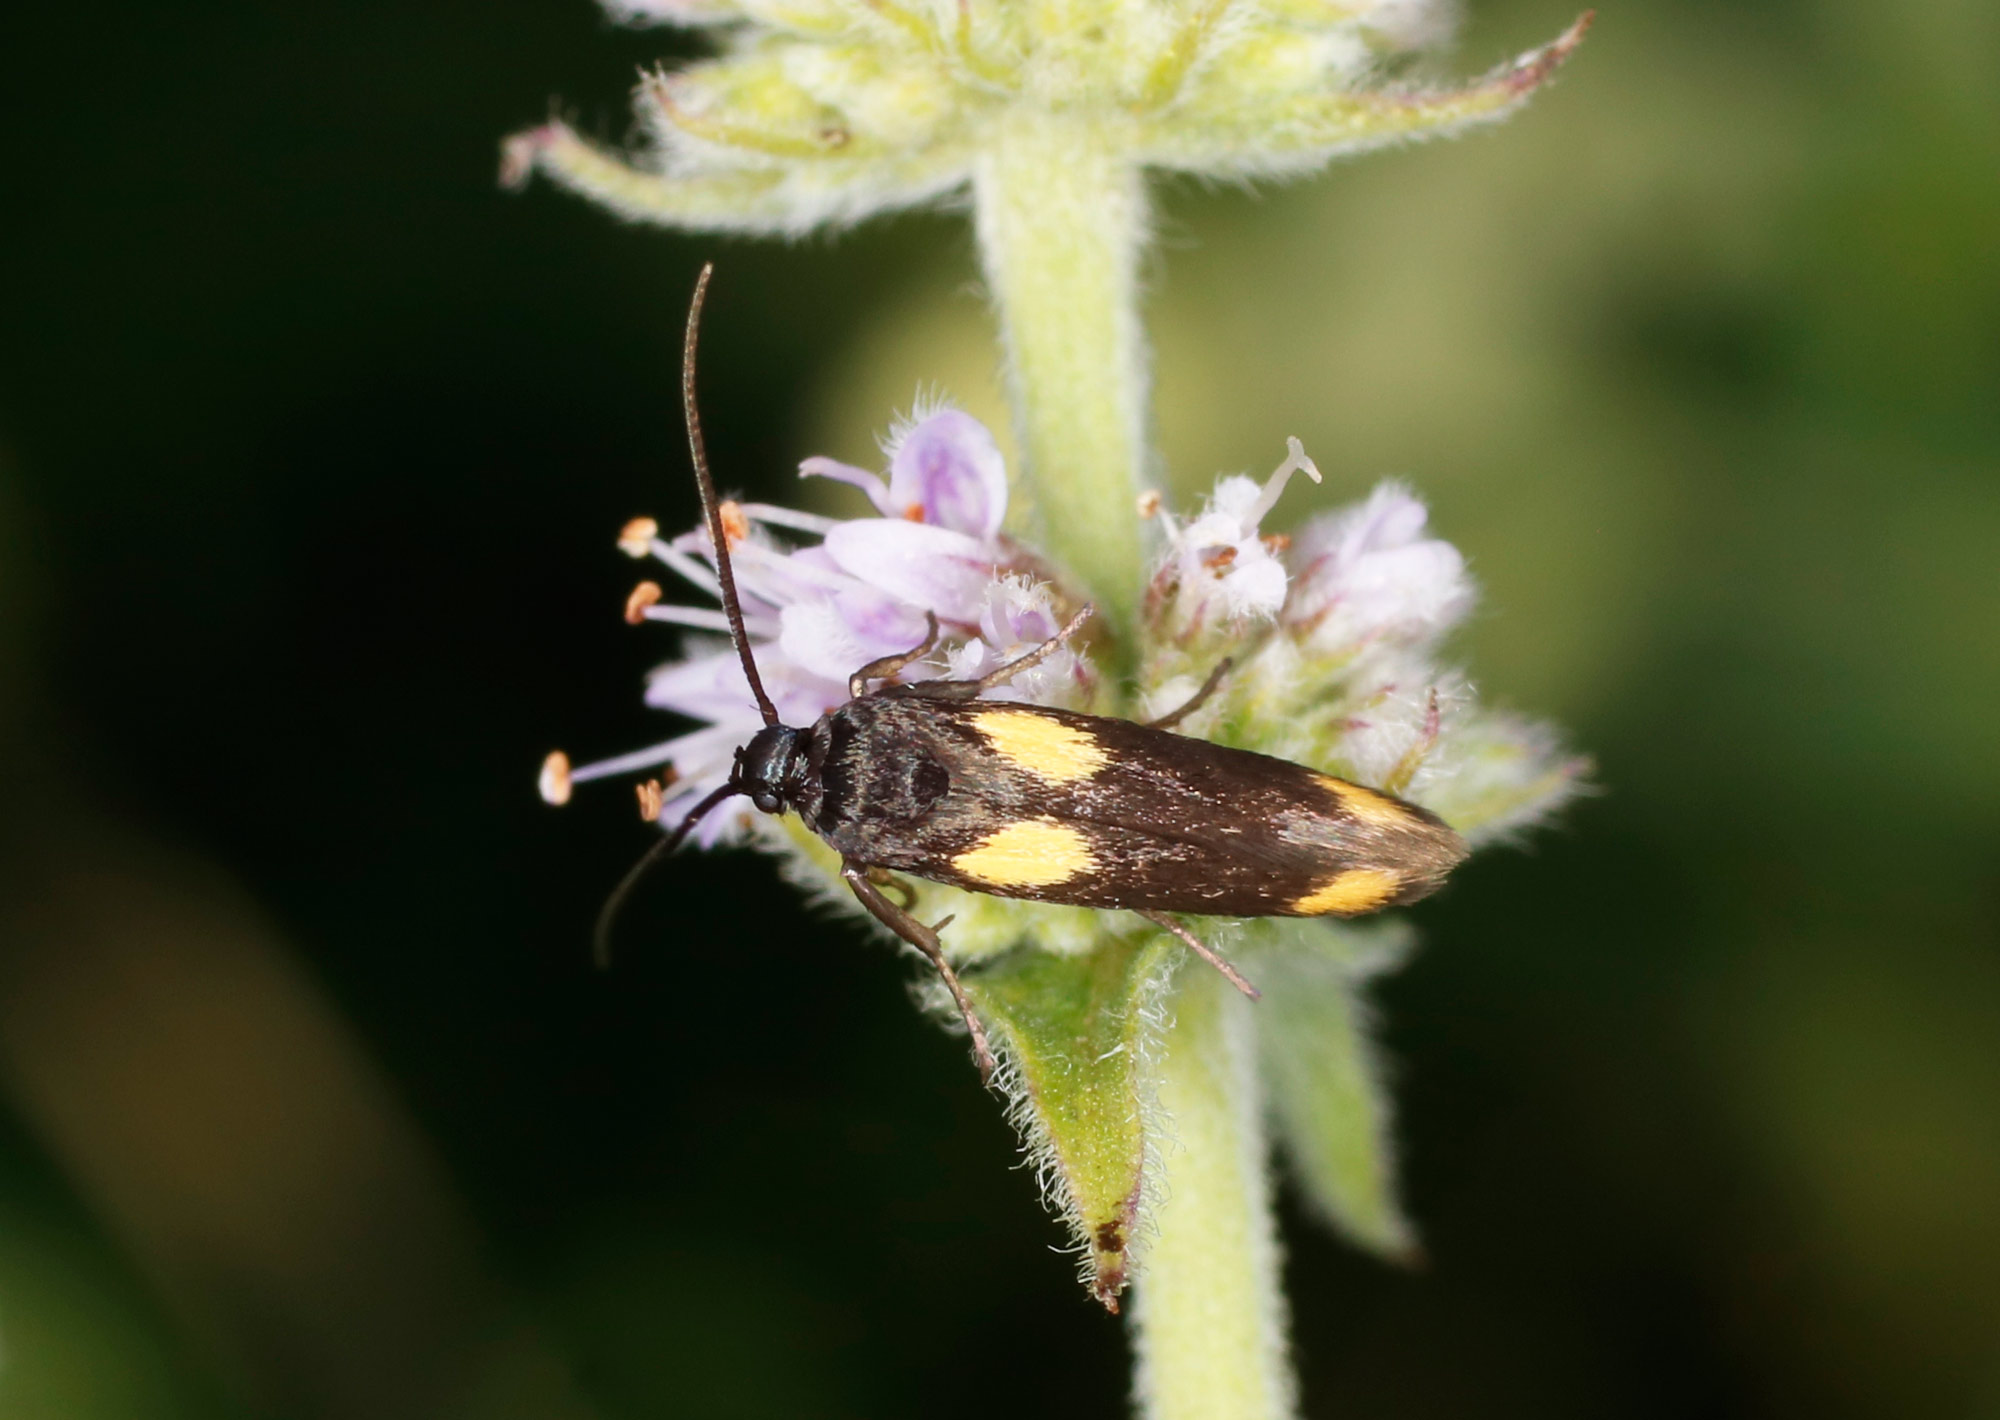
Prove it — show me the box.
[735,725,807,814]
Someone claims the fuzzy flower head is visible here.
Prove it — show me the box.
[1128,437,1565,846]
[1150,436,1321,632]
[542,406,1583,1304]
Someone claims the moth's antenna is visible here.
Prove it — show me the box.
[683,262,780,728]
[595,779,742,968]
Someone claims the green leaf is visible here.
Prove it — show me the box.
[1252,920,1419,1262]
[500,119,970,237]
[967,929,1179,1310]
[1138,12,1593,175]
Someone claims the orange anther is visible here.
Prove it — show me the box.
[618,517,659,558]
[625,581,664,625]
[539,750,573,806]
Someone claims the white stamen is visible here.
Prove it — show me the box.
[640,603,777,636]
[567,724,746,788]
[566,738,688,784]
[1242,437,1322,534]
[740,502,840,535]
[651,539,722,598]
[662,523,851,602]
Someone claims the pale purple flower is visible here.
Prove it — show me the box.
[1284,481,1472,654]
[802,407,1009,541]
[542,408,1083,844]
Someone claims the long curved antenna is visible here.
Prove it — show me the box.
[683,262,780,728]
[594,779,741,968]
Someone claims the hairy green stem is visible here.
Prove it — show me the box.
[1132,970,1296,1420]
[974,108,1295,1420]
[972,113,1150,654]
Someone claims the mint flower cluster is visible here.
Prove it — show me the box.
[541,405,1581,1301]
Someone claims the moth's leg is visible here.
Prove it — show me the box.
[971,603,1094,692]
[1135,909,1261,1000]
[1145,657,1234,731]
[865,865,917,911]
[849,611,942,700]
[911,603,1095,701]
[842,860,997,1083]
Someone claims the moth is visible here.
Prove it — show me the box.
[599,264,1468,1081]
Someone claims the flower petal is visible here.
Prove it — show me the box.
[884,409,1009,538]
[800,455,895,516]
[977,575,1064,652]
[644,643,842,727]
[777,590,931,684]
[1288,482,1472,646]
[822,518,997,620]
[642,647,761,723]
[1220,557,1290,620]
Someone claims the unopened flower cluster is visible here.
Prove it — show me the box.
[504,0,1590,235]
[543,406,1580,952]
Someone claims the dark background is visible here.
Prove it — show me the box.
[3,0,1997,1415]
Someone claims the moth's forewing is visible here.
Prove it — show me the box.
[800,694,1466,917]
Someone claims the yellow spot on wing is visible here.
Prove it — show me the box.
[1315,774,1414,828]
[973,710,1110,783]
[952,819,1094,889]
[1292,867,1402,916]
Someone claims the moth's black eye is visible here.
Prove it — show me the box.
[737,724,806,816]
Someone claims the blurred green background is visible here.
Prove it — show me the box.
[3,0,1997,1415]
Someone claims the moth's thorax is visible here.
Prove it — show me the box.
[798,698,951,839]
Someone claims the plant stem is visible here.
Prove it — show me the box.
[972,113,1150,654]
[1131,970,1296,1420]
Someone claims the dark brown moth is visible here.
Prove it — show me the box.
[600,263,1468,1082]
